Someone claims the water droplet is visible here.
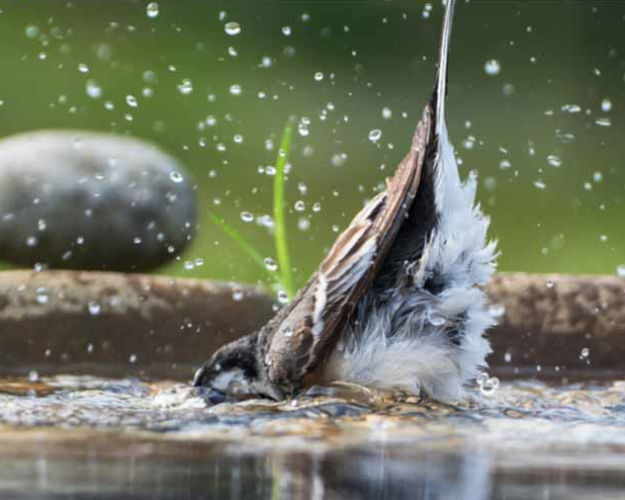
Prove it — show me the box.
[595,117,611,127]
[561,104,581,114]
[479,375,500,396]
[224,22,241,36]
[264,257,278,272]
[281,25,292,36]
[312,202,321,212]
[240,211,254,223]
[331,153,347,167]
[382,107,392,120]
[502,83,515,96]
[504,351,512,363]
[499,159,512,170]
[142,70,157,83]
[616,264,625,278]
[233,134,243,143]
[368,129,382,143]
[129,354,138,364]
[86,79,102,99]
[484,59,501,76]
[601,98,612,112]
[232,289,244,301]
[126,95,138,107]
[36,287,49,304]
[177,78,193,95]
[314,71,324,82]
[294,200,305,212]
[229,84,242,96]
[483,177,497,191]
[169,171,184,183]
[25,25,39,39]
[78,62,90,74]
[298,217,310,231]
[28,370,39,382]
[298,122,309,137]
[547,154,562,167]
[428,312,445,326]
[533,180,546,190]
[555,130,575,143]
[593,171,603,183]
[146,2,159,18]
[257,215,274,229]
[88,301,101,316]
[277,290,289,304]
[579,347,589,359]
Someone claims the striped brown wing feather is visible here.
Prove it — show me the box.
[264,105,434,393]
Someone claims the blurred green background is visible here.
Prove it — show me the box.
[0,0,623,291]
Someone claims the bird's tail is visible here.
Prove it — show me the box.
[434,0,456,137]
[371,0,458,294]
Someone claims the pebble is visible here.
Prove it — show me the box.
[0,130,196,271]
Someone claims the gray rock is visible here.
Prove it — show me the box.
[0,130,196,271]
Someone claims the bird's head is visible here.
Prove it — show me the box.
[193,333,282,404]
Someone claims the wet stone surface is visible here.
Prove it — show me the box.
[0,271,275,381]
[0,375,624,436]
[0,130,196,271]
[0,376,624,499]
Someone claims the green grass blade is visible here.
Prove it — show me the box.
[273,120,295,299]
[207,210,277,282]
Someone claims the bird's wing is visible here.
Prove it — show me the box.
[262,105,434,394]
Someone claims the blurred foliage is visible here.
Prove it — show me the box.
[0,1,623,289]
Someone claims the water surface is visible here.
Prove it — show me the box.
[1,375,623,499]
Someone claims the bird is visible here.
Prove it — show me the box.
[193,0,497,404]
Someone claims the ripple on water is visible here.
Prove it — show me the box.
[0,376,624,499]
[0,376,624,441]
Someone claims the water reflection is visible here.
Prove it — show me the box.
[2,437,625,500]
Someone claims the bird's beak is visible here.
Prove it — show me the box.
[192,367,229,405]
[205,388,228,405]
